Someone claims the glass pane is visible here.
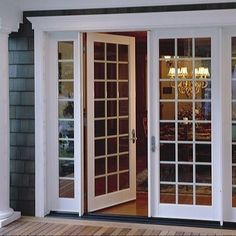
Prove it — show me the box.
[233,81,236,100]
[196,186,211,205]
[195,60,211,79]
[119,64,129,80]
[178,102,192,120]
[178,185,193,205]
[178,144,193,162]
[232,60,236,78]
[95,158,105,176]
[59,121,74,139]
[95,177,106,196]
[59,101,74,119]
[178,164,193,182]
[94,62,105,80]
[159,60,175,79]
[58,62,73,80]
[177,60,193,79]
[233,166,236,185]
[195,81,211,100]
[160,81,175,99]
[59,160,74,177]
[160,164,175,182]
[178,122,193,141]
[59,82,73,99]
[160,143,175,162]
[108,174,118,193]
[59,179,74,198]
[232,102,236,120]
[119,82,128,98]
[160,122,175,141]
[233,124,236,142]
[95,101,105,118]
[195,38,211,58]
[160,184,176,204]
[107,82,117,98]
[107,119,117,136]
[196,165,211,184]
[196,144,211,163]
[177,38,192,58]
[58,41,73,60]
[195,123,211,141]
[119,136,129,153]
[59,140,74,158]
[177,81,193,99]
[94,42,105,60]
[95,139,105,156]
[119,154,129,171]
[119,44,128,61]
[195,102,211,120]
[94,82,105,98]
[119,172,129,190]
[160,102,175,120]
[108,156,117,173]
[233,145,236,163]
[107,100,117,117]
[107,138,117,154]
[119,100,129,116]
[233,187,236,207]
[107,43,117,61]
[119,118,128,134]
[107,63,117,80]
[159,39,175,58]
[95,120,105,137]
[232,37,236,57]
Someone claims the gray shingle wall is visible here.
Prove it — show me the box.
[9,19,35,216]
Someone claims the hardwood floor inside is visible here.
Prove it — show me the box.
[94,192,148,216]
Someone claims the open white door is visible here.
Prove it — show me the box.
[87,33,136,212]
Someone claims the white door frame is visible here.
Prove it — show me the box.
[29,9,236,221]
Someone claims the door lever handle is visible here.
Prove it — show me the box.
[130,129,137,143]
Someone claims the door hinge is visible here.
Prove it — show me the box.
[151,136,156,152]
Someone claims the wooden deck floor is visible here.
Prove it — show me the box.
[1,216,236,235]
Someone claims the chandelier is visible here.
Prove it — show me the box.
[168,67,209,97]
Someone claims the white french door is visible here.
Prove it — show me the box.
[149,28,221,220]
[87,33,136,212]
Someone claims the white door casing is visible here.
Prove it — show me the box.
[87,33,136,212]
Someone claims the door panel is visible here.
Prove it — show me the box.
[87,33,136,212]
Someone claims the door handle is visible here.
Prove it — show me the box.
[130,129,137,143]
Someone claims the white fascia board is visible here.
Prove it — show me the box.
[0,0,22,33]
[29,9,236,32]
[20,0,236,11]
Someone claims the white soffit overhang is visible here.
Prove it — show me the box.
[28,9,236,32]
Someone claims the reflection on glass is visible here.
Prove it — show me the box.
[94,62,105,80]
[160,184,176,204]
[119,44,128,61]
[108,156,117,173]
[177,38,192,58]
[59,101,74,118]
[58,42,73,60]
[160,102,175,120]
[178,144,193,162]
[107,119,117,136]
[59,140,74,158]
[160,164,175,182]
[95,120,105,137]
[178,164,193,182]
[94,42,105,60]
[178,122,193,141]
[95,158,105,176]
[196,186,211,205]
[95,177,106,196]
[196,165,211,184]
[196,144,211,163]
[195,102,211,120]
[107,43,117,61]
[59,82,73,99]
[160,143,175,162]
[159,60,175,79]
[195,123,211,141]
[159,39,175,58]
[119,172,129,190]
[59,160,74,177]
[119,154,129,170]
[178,185,193,204]
[59,121,74,139]
[178,102,192,120]
[107,63,117,80]
[95,139,105,156]
[95,101,105,118]
[58,62,73,80]
[59,179,74,198]
[160,81,175,99]
[195,38,211,58]
[160,122,175,141]
[108,174,118,193]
